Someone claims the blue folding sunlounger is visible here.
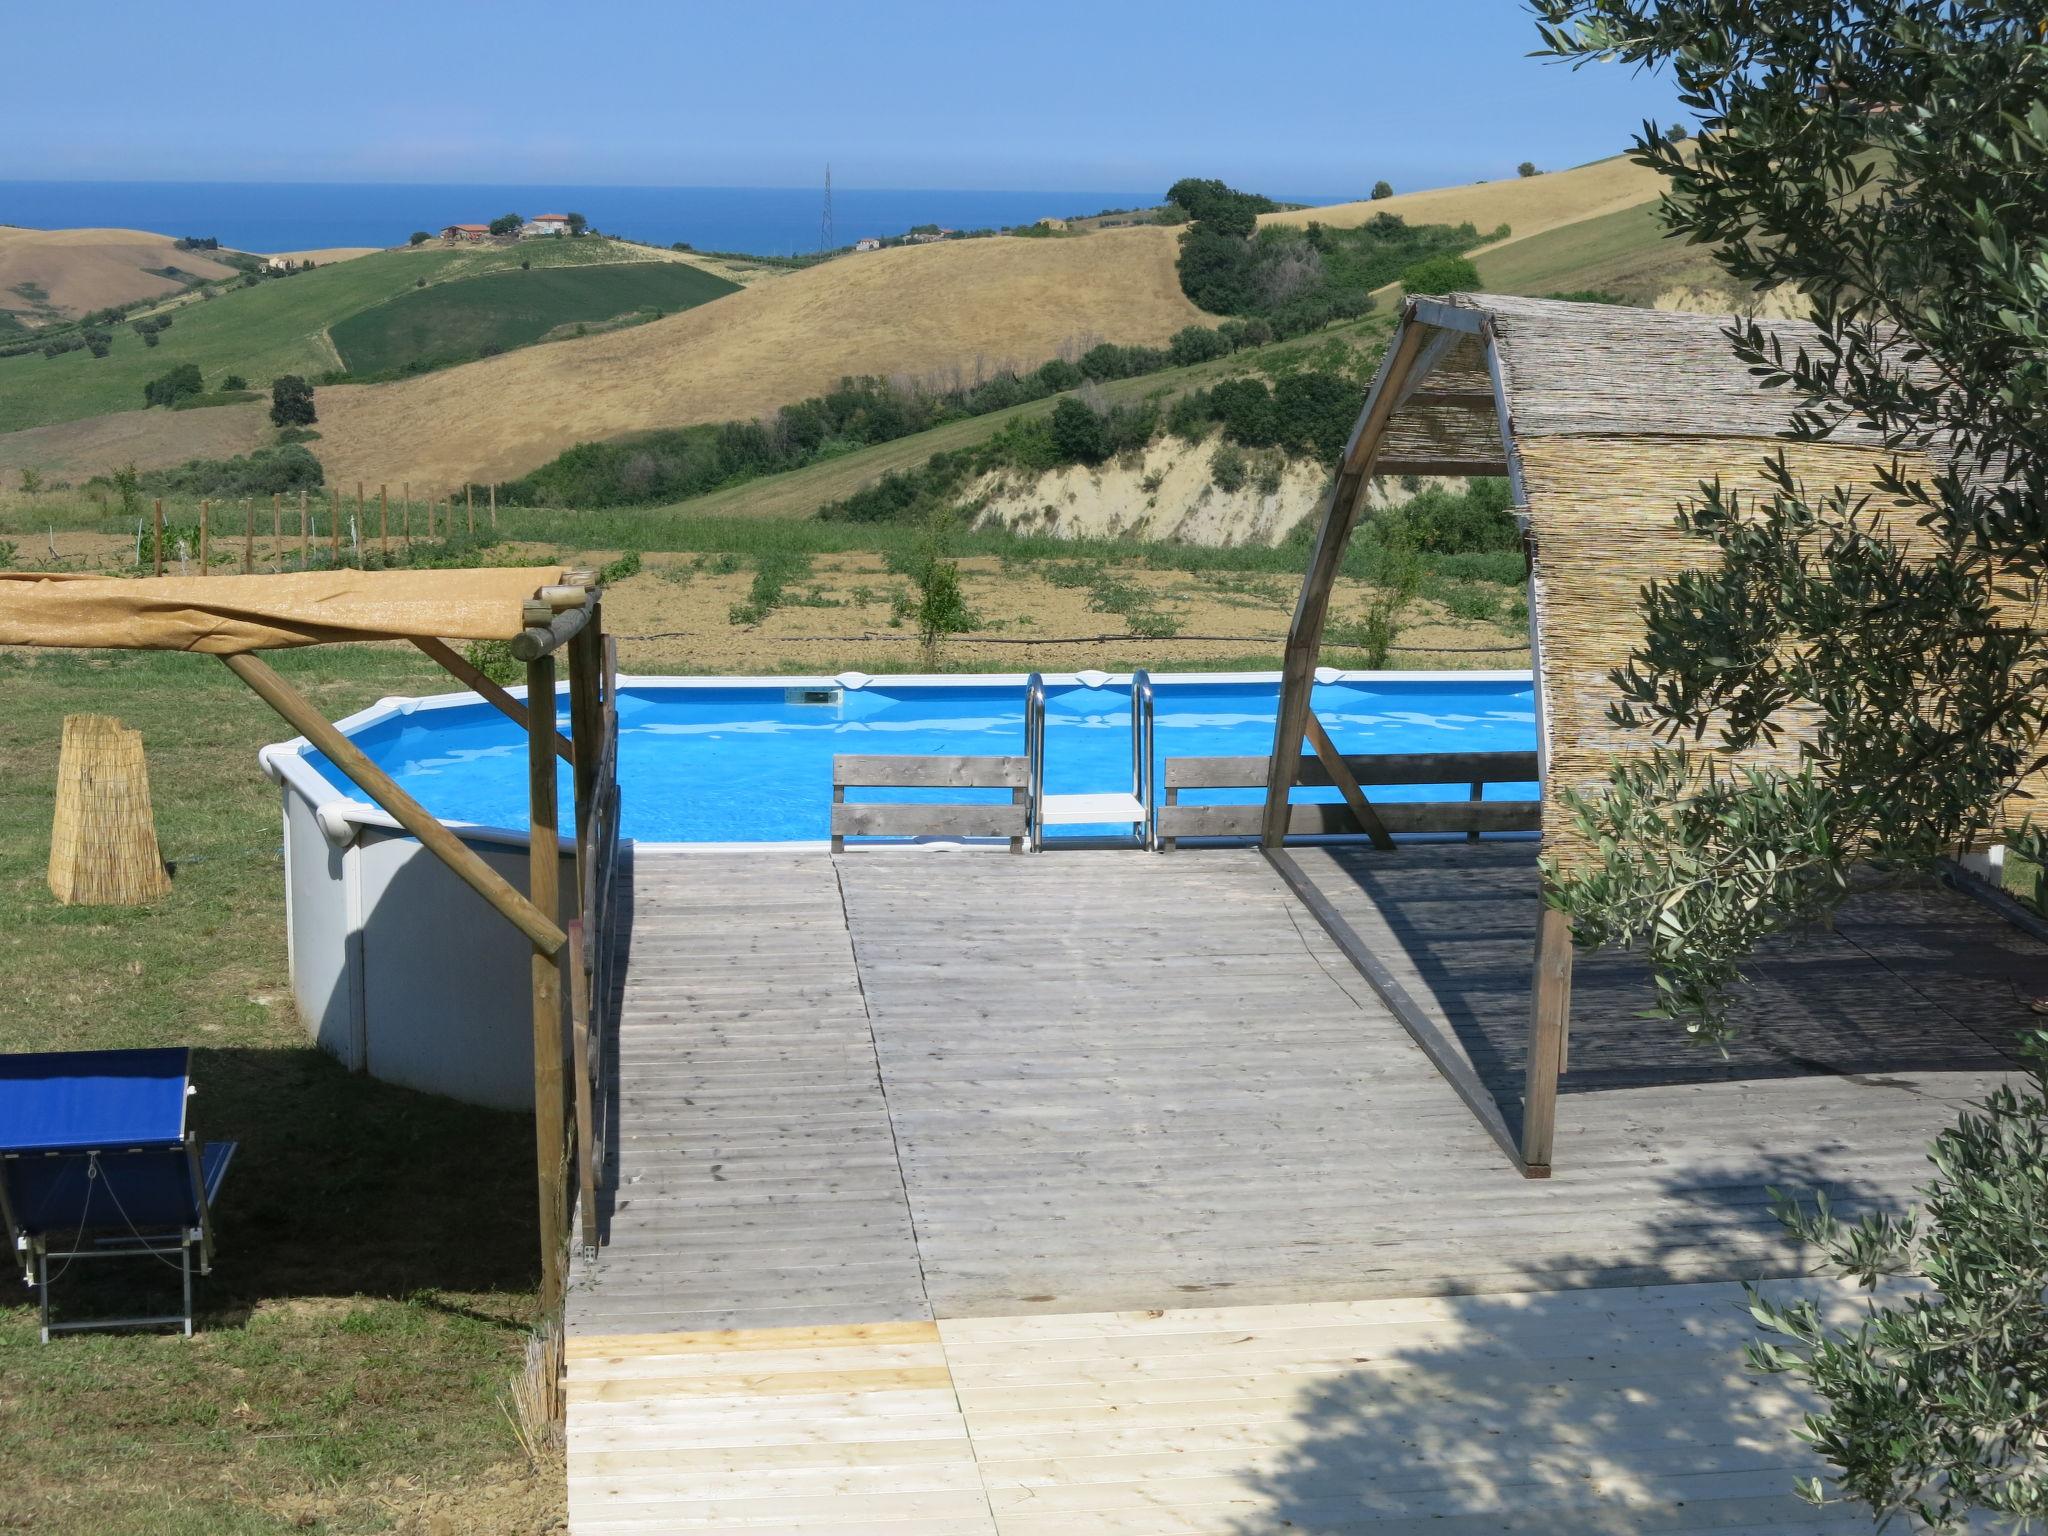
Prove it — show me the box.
[0,1048,235,1341]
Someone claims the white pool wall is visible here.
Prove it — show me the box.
[261,668,1534,1106]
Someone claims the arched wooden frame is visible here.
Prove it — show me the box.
[1260,297,1571,1176]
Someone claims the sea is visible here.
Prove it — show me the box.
[0,181,1345,258]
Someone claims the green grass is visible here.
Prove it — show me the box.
[0,238,725,434]
[0,647,546,1534]
[330,261,738,375]
[1474,199,1735,305]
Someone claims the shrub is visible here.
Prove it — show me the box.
[1388,477,1520,554]
[409,230,431,246]
[143,363,204,408]
[270,374,316,428]
[1371,180,1394,200]
[1209,377,1276,446]
[1272,371,1361,460]
[1167,389,1213,441]
[1210,441,1248,492]
[1049,396,1110,463]
[1400,253,1481,294]
[1517,161,1540,177]
[1168,325,1231,366]
[221,373,247,391]
[137,444,326,498]
[83,329,112,358]
[414,277,426,288]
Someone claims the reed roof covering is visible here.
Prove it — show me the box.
[1373,294,1986,861]
[0,567,571,654]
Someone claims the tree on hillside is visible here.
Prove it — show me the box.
[142,363,204,408]
[488,213,523,236]
[1370,180,1394,200]
[1049,396,1109,464]
[566,212,588,236]
[1530,0,2048,1522]
[1517,160,1541,177]
[409,230,431,246]
[270,374,315,428]
[1398,253,1479,294]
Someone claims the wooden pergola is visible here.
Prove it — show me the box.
[1261,293,1963,1174]
[0,566,621,1312]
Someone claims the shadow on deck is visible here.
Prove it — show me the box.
[1289,841,2041,1102]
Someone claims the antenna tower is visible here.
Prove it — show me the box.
[819,164,835,252]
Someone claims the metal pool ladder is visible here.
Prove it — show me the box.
[1030,669,1157,850]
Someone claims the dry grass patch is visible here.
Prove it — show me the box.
[310,228,1204,491]
[0,227,240,324]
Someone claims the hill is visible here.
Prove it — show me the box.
[0,227,239,326]
[0,235,738,434]
[1262,153,1667,250]
[307,227,1205,491]
[329,260,737,374]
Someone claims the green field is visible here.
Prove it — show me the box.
[330,261,738,375]
[1474,199,1735,305]
[0,647,549,1534]
[0,238,730,434]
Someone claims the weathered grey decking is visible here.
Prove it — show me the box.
[571,846,2033,1330]
[565,845,2041,1533]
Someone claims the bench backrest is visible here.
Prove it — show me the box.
[1159,750,1540,848]
[831,755,1031,853]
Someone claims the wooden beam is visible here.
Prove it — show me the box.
[1304,711,1394,851]
[1262,310,1437,845]
[221,652,565,956]
[513,597,593,662]
[566,605,604,853]
[1521,900,1573,1174]
[527,650,568,1317]
[1266,846,1535,1175]
[1408,296,1485,333]
[410,637,573,764]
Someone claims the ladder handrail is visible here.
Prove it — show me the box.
[1130,669,1156,851]
[1024,672,1046,853]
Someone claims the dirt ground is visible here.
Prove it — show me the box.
[6,534,1528,675]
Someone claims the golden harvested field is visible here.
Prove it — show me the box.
[0,400,271,479]
[0,226,240,323]
[309,227,1204,492]
[1264,152,1664,255]
[251,245,382,264]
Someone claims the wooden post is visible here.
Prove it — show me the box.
[567,605,604,849]
[466,486,476,536]
[151,500,164,576]
[271,493,282,571]
[242,499,254,574]
[1262,309,1440,845]
[355,482,365,559]
[330,489,341,564]
[1521,899,1573,1174]
[1304,710,1395,851]
[526,649,568,1317]
[299,489,310,569]
[490,482,497,530]
[198,500,209,576]
[379,484,389,559]
[403,482,412,549]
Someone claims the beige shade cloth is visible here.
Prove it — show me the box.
[0,567,568,654]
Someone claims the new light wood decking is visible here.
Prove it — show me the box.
[566,846,2039,1532]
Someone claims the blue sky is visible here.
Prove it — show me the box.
[6,1,1684,195]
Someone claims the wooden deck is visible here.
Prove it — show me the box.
[566,845,2042,1532]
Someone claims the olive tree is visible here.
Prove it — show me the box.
[1531,3,2048,1527]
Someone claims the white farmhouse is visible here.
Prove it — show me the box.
[524,213,571,237]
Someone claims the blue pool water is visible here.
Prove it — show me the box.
[308,676,1538,843]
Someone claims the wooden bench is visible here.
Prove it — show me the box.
[1159,750,1540,850]
[831,755,1031,853]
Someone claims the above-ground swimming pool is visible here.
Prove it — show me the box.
[288,671,1539,844]
[258,670,1537,1108]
